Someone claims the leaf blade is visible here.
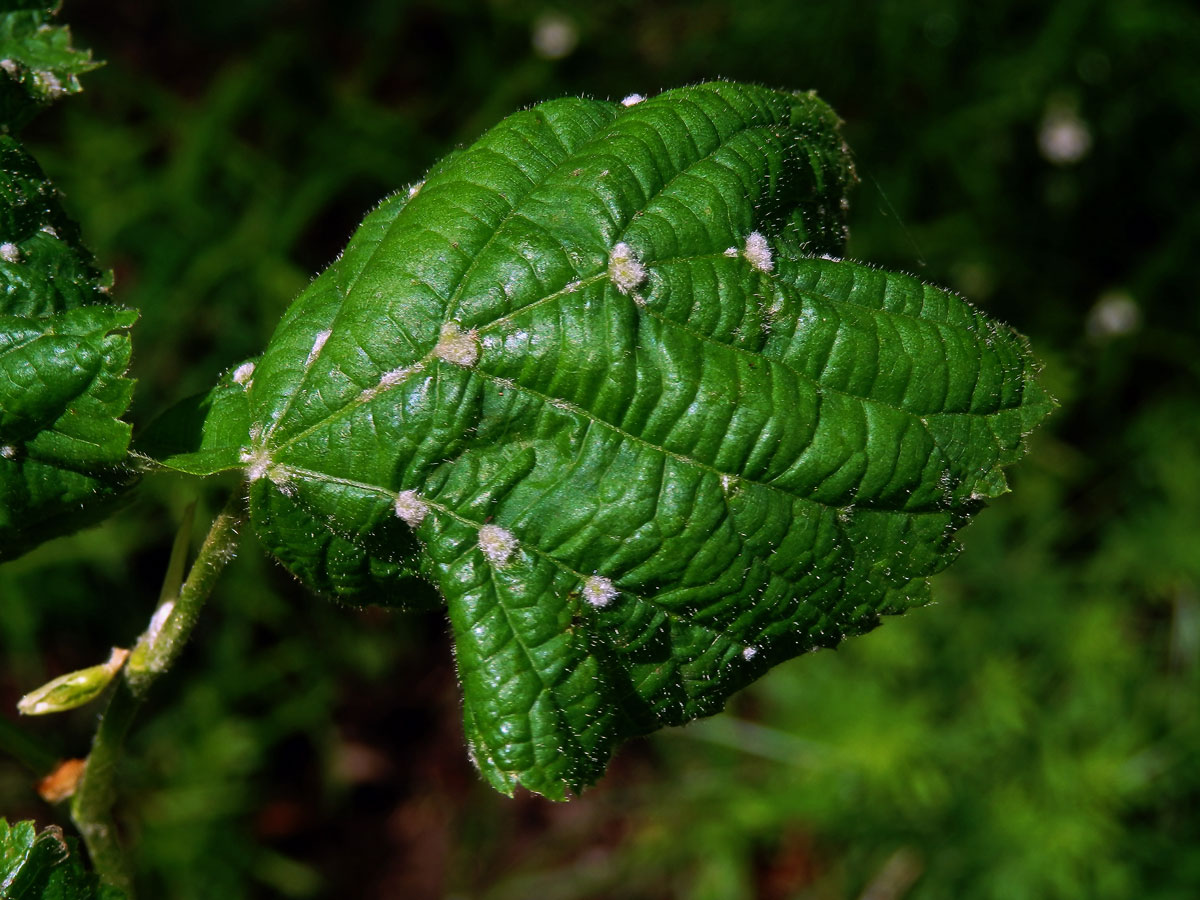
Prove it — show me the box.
[242,82,1049,797]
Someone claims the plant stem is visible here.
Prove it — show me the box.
[70,488,244,894]
[69,678,139,892]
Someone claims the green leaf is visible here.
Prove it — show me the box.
[0,304,136,559]
[0,2,100,133]
[0,819,126,900]
[232,82,1051,798]
[133,359,257,476]
[0,135,137,561]
[1,137,114,317]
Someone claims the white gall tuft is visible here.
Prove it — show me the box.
[743,232,774,273]
[239,446,273,482]
[231,361,256,386]
[393,490,429,528]
[0,242,20,263]
[608,242,647,295]
[582,575,618,608]
[306,329,332,367]
[434,322,481,367]
[478,524,517,567]
[621,93,645,107]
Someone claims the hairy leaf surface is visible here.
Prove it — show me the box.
[231,82,1051,797]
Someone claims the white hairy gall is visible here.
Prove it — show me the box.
[231,361,256,386]
[478,524,517,567]
[743,232,774,273]
[393,490,429,528]
[608,242,647,295]
[582,575,618,608]
[434,323,481,367]
[306,329,332,367]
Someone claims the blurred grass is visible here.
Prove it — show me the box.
[2,0,1199,897]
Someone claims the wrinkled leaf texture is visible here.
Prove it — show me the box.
[201,82,1050,798]
[0,135,135,560]
[0,818,126,899]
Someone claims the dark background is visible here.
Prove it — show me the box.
[3,0,1199,896]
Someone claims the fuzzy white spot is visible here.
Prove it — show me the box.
[608,242,647,295]
[621,93,645,107]
[0,445,16,460]
[742,646,758,660]
[478,524,517,567]
[33,70,64,97]
[147,600,175,646]
[720,473,736,495]
[378,363,422,389]
[231,361,256,385]
[406,181,423,199]
[306,329,331,367]
[532,12,578,59]
[40,225,58,238]
[0,242,20,263]
[393,490,429,528]
[1039,102,1091,165]
[1086,290,1140,339]
[0,59,17,76]
[743,232,774,273]
[723,246,739,257]
[267,465,294,495]
[434,323,480,367]
[582,575,618,608]
[239,446,273,482]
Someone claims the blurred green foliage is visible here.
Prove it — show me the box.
[2,0,1198,897]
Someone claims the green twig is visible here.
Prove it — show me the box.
[69,488,244,894]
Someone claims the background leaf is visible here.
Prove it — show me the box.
[0,2,100,133]
[0,818,126,900]
[0,137,135,561]
[240,82,1048,797]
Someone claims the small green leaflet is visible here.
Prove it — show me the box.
[0,1,101,133]
[178,82,1051,798]
[0,137,136,561]
[0,819,126,900]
